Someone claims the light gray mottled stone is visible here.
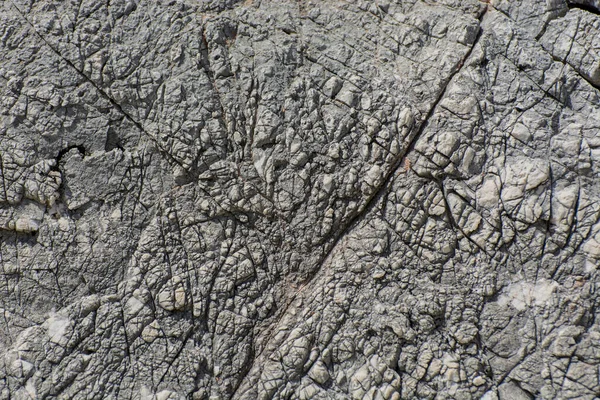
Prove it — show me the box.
[1,0,600,399]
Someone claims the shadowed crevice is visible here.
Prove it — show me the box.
[567,1,600,14]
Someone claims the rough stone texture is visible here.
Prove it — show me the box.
[1,0,600,399]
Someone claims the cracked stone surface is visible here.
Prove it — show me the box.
[1,0,600,399]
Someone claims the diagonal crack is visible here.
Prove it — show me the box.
[542,47,600,92]
[10,2,492,397]
[230,8,490,399]
[534,3,600,92]
[9,1,187,171]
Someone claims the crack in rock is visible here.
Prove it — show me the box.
[1,0,600,399]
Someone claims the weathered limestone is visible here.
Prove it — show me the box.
[1,0,600,399]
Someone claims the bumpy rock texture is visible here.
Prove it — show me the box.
[1,0,600,399]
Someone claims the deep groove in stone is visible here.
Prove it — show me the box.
[568,1,600,15]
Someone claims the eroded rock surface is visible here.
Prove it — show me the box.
[1,0,600,399]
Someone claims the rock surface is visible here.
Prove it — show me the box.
[1,0,600,399]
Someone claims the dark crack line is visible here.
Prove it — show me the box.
[535,14,600,92]
[230,10,489,399]
[534,2,570,40]
[436,179,490,257]
[489,3,600,93]
[543,49,600,92]
[9,1,187,171]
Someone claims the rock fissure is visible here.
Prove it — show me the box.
[2,0,600,399]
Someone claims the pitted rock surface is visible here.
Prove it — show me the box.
[1,0,600,399]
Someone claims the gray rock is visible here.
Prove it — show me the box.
[1,0,600,399]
